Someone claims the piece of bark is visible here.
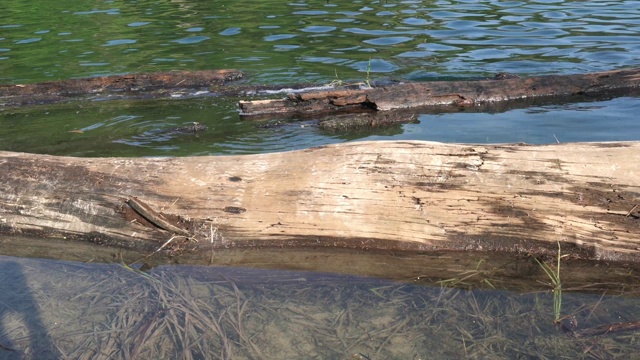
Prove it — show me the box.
[0,141,639,265]
[239,68,640,117]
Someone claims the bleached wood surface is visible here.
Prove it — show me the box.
[0,141,639,263]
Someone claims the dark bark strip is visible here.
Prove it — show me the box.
[0,69,244,107]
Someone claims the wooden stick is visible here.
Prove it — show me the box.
[126,197,191,237]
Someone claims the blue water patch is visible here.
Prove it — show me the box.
[173,36,210,44]
[364,36,413,46]
[334,18,356,23]
[343,28,402,36]
[15,38,41,44]
[74,8,120,15]
[103,39,136,46]
[301,26,337,33]
[219,28,241,36]
[403,17,431,26]
[293,10,329,15]
[337,11,362,16]
[419,43,462,52]
[397,50,432,58]
[264,34,297,41]
[303,56,348,65]
[128,22,150,27]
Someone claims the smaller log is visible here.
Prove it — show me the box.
[238,68,640,118]
[318,111,419,131]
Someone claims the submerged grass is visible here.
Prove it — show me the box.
[1,257,639,359]
[533,242,565,322]
[437,259,498,289]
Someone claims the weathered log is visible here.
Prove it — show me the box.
[0,69,244,107]
[238,68,640,118]
[1,141,639,267]
[4,68,640,132]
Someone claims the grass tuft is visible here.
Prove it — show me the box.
[533,241,564,322]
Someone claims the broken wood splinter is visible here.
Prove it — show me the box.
[125,197,191,237]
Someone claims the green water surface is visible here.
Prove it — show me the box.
[2,0,640,155]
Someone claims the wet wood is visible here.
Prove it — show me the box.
[1,141,639,268]
[3,68,640,131]
[0,69,244,107]
[239,68,640,118]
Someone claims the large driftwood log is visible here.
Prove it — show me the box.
[1,141,639,268]
[239,68,640,119]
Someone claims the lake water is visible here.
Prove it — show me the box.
[2,96,640,157]
[1,0,640,357]
[2,0,640,84]
[1,0,640,155]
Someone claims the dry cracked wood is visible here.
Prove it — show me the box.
[0,141,639,265]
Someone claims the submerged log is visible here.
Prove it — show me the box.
[0,69,244,107]
[239,68,640,118]
[1,141,639,268]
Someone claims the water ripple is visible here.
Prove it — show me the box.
[173,36,209,44]
[1,0,639,84]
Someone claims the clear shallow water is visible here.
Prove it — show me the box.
[1,255,639,359]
